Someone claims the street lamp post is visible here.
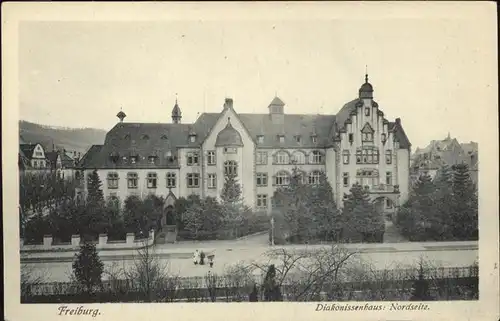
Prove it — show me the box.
[270,216,275,246]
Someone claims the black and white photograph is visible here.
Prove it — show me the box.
[3,2,498,321]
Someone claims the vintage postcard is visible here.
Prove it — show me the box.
[2,2,499,321]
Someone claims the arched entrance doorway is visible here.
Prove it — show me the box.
[156,191,178,244]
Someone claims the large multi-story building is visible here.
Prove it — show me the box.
[77,76,411,215]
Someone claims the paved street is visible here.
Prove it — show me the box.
[22,241,478,283]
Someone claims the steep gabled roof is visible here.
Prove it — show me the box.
[19,144,38,159]
[389,122,411,149]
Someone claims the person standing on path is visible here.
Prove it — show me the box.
[193,249,199,265]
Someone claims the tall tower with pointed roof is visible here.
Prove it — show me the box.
[172,98,182,124]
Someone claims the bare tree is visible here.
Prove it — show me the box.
[20,262,48,301]
[123,239,178,302]
[247,245,359,301]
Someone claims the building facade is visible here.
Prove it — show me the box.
[411,135,478,185]
[77,76,411,214]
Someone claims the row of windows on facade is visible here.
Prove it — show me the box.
[123,122,385,148]
[341,171,394,188]
[106,168,334,190]
[105,168,394,191]
[110,145,392,167]
[30,160,47,168]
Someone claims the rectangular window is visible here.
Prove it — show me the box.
[386,198,393,208]
[294,135,301,143]
[343,173,349,187]
[342,150,350,164]
[190,136,196,143]
[166,173,176,188]
[365,107,370,116]
[311,151,323,164]
[187,152,199,166]
[208,173,217,189]
[147,172,157,188]
[130,156,137,164]
[127,173,138,189]
[223,147,237,154]
[257,194,268,208]
[386,172,393,185]
[256,173,268,186]
[362,132,374,142]
[278,135,285,143]
[374,150,380,164]
[34,151,43,157]
[187,173,200,188]
[385,150,392,164]
[348,133,354,142]
[207,151,216,165]
[257,135,264,144]
[256,151,268,165]
[311,136,318,144]
[107,172,119,189]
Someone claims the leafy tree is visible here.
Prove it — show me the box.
[449,163,478,240]
[220,173,242,204]
[272,168,311,242]
[342,183,384,243]
[81,169,106,237]
[263,264,282,301]
[182,201,204,239]
[309,171,341,242]
[72,242,104,294]
[123,195,163,237]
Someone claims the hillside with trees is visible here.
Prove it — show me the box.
[19,120,107,154]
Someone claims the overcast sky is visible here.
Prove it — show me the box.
[18,7,496,149]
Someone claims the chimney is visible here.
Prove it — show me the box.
[224,98,234,110]
[395,118,401,125]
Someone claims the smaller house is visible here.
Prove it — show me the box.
[45,149,78,179]
[19,143,48,171]
[411,135,478,185]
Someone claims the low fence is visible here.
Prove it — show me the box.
[22,276,478,303]
[23,265,478,297]
[20,230,155,252]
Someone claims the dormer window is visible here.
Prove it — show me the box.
[124,134,131,140]
[311,136,318,144]
[148,156,157,164]
[109,152,119,163]
[348,133,354,143]
[365,108,370,116]
[161,135,168,140]
[294,135,301,143]
[130,156,138,164]
[142,134,150,140]
[190,136,196,143]
[257,135,264,144]
[278,135,285,143]
[122,156,128,163]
